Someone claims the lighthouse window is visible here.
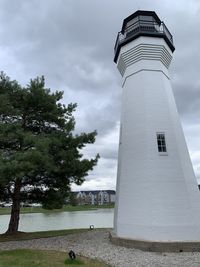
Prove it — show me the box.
[119,124,122,145]
[156,133,167,153]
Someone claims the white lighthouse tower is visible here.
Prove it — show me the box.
[111,10,200,251]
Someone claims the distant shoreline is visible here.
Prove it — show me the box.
[0,204,114,216]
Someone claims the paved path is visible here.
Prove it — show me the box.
[0,229,200,266]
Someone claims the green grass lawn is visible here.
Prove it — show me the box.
[0,249,111,267]
[0,229,93,242]
[0,204,114,215]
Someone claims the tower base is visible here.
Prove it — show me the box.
[109,231,200,252]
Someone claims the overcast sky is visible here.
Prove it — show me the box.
[0,0,200,191]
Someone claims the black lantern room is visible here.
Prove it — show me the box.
[114,10,175,63]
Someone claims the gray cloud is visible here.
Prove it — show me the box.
[0,0,200,190]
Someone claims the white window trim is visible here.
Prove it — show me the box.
[156,132,168,156]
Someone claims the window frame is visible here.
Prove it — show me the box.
[156,132,168,155]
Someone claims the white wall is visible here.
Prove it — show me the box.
[114,36,200,241]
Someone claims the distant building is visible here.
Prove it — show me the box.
[74,190,115,205]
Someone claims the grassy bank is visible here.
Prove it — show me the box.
[0,249,111,267]
[0,204,114,216]
[0,228,93,242]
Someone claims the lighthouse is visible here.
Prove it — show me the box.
[111,10,200,251]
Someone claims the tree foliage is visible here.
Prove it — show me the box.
[0,73,99,233]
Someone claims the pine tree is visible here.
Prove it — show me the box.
[0,73,99,234]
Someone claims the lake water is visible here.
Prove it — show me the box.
[0,209,114,234]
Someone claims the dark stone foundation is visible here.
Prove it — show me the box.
[109,231,200,252]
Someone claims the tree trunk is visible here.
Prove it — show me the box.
[6,179,21,234]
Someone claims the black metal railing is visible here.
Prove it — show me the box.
[114,19,174,55]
